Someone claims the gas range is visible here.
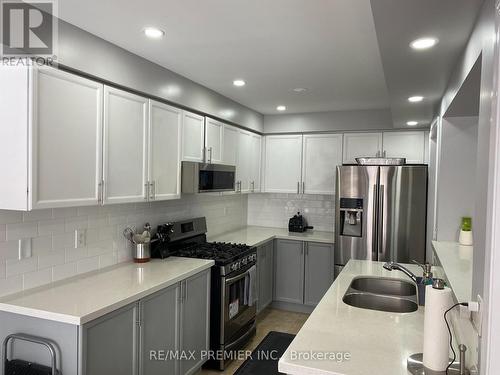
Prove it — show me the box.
[150,217,257,370]
[176,242,257,275]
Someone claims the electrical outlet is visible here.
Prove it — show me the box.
[74,229,87,248]
[471,294,483,336]
[18,238,32,259]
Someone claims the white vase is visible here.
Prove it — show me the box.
[459,230,473,246]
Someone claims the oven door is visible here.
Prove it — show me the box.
[222,266,257,345]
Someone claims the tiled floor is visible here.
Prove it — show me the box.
[200,308,310,375]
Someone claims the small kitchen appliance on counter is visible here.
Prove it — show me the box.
[288,212,314,233]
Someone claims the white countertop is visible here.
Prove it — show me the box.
[0,257,214,325]
[208,226,334,247]
[279,260,424,375]
[432,241,473,302]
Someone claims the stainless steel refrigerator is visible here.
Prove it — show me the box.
[334,165,427,277]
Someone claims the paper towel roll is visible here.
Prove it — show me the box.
[422,284,454,371]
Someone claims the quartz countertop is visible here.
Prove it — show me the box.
[278,260,424,375]
[208,226,334,247]
[432,241,473,302]
[0,257,214,325]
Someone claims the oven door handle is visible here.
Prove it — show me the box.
[224,321,257,352]
[225,269,250,285]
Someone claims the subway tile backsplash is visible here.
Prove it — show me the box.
[0,194,248,297]
[247,193,335,232]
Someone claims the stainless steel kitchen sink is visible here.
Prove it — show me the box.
[349,277,416,296]
[343,276,418,313]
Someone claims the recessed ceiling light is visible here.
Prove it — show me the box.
[408,96,424,103]
[233,79,246,87]
[407,121,419,126]
[293,88,307,93]
[276,105,286,111]
[410,37,438,50]
[143,27,165,39]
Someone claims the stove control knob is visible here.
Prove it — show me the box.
[242,258,247,265]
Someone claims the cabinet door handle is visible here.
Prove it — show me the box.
[302,181,305,194]
[297,182,300,194]
[145,182,149,200]
[100,180,105,204]
[209,147,213,163]
[183,281,188,301]
[149,181,156,200]
[97,181,102,204]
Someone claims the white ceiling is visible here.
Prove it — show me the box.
[57,0,483,126]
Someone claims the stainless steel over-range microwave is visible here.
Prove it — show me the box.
[181,161,236,193]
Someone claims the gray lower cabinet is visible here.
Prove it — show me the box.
[273,239,334,307]
[82,269,210,375]
[257,241,274,312]
[0,269,210,375]
[140,283,180,375]
[273,239,305,304]
[304,242,334,306]
[179,270,211,375]
[82,303,139,375]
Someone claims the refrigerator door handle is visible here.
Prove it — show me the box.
[378,184,385,261]
[372,184,378,261]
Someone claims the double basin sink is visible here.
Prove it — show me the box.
[343,276,418,313]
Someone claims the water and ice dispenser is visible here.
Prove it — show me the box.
[339,198,363,237]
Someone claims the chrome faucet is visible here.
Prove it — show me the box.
[383,262,418,283]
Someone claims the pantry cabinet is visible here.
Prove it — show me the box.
[102,87,149,205]
[273,240,334,307]
[302,134,343,195]
[382,131,425,164]
[342,132,383,164]
[148,101,182,201]
[263,135,303,193]
[181,111,205,162]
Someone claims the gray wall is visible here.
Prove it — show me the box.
[438,0,495,370]
[438,0,494,301]
[263,108,394,133]
[436,117,478,241]
[57,20,263,133]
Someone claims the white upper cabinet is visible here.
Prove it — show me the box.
[204,117,223,164]
[222,124,239,166]
[0,66,104,210]
[236,129,252,193]
[263,135,303,193]
[103,86,149,204]
[148,101,182,201]
[343,132,383,163]
[181,111,205,162]
[302,134,343,195]
[249,134,262,192]
[33,68,104,209]
[382,131,426,164]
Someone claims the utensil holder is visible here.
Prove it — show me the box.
[134,242,150,263]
